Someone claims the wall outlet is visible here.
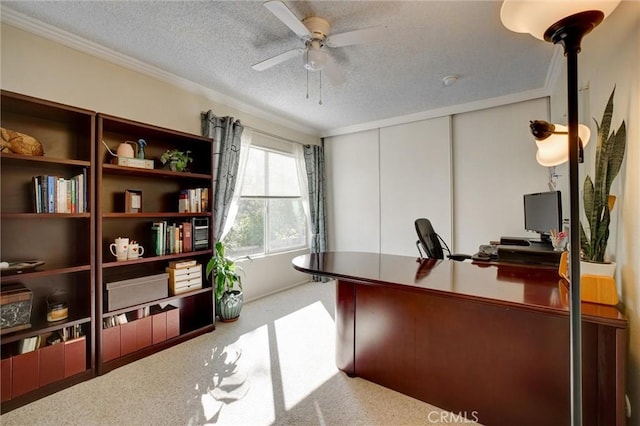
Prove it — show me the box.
[626,394,632,418]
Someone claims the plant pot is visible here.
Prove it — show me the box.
[164,160,179,172]
[216,290,243,322]
[580,260,618,306]
[580,260,616,279]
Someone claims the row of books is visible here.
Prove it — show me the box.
[103,304,177,329]
[32,172,88,213]
[178,187,209,213]
[18,324,83,354]
[151,221,194,255]
[103,312,131,329]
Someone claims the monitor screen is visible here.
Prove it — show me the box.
[523,191,562,240]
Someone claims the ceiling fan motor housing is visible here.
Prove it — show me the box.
[303,16,331,42]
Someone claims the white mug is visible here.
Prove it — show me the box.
[109,237,129,261]
[127,243,144,260]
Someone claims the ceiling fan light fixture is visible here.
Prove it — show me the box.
[304,48,327,71]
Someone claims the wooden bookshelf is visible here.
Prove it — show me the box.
[0,90,96,412]
[96,113,215,375]
[1,92,216,409]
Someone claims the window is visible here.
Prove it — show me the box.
[224,142,308,258]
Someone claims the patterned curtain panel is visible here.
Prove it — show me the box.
[303,144,327,254]
[201,110,244,242]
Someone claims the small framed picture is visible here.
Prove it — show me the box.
[125,189,142,213]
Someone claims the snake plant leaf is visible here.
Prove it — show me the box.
[594,88,616,166]
[580,222,591,258]
[583,175,595,229]
[605,121,626,195]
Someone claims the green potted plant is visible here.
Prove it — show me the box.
[580,87,626,276]
[206,241,244,322]
[160,149,193,172]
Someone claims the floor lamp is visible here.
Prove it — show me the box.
[500,1,620,425]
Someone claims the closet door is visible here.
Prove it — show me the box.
[324,129,380,253]
[380,117,452,257]
[452,98,549,253]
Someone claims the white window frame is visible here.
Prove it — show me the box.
[224,136,309,258]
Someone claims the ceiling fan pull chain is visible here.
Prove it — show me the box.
[319,71,323,105]
[306,51,310,99]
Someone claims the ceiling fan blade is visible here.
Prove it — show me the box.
[263,0,311,38]
[326,26,387,48]
[252,48,305,71]
[323,54,345,87]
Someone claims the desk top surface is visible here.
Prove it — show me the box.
[292,251,626,326]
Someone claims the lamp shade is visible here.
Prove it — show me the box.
[535,123,591,166]
[500,0,621,39]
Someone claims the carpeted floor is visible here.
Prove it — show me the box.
[1,280,475,425]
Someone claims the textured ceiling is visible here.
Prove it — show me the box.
[2,1,555,135]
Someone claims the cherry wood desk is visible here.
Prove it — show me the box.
[292,252,627,426]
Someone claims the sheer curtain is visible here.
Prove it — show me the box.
[201,110,244,242]
[221,129,252,240]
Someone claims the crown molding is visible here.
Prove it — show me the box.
[0,6,320,137]
[321,87,551,138]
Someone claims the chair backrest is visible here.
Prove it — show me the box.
[415,218,444,260]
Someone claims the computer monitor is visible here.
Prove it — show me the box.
[523,191,563,243]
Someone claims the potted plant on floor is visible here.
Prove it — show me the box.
[206,241,244,322]
[160,149,193,172]
[579,87,626,273]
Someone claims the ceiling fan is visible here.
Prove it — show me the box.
[252,0,386,87]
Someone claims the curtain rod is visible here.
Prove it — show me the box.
[243,125,311,147]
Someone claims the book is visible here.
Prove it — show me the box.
[178,190,189,213]
[152,222,164,256]
[182,222,192,252]
[201,188,209,211]
[32,176,42,213]
[82,168,88,213]
[70,178,76,213]
[18,336,40,354]
[47,175,56,213]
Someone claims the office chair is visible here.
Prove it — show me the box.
[415,218,471,261]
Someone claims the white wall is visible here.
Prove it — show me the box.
[452,98,550,254]
[0,23,317,300]
[548,2,639,421]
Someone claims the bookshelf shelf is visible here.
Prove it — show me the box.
[101,249,212,268]
[1,213,91,219]
[96,113,215,376]
[102,212,211,219]
[0,265,92,283]
[0,152,91,168]
[102,163,212,180]
[1,90,96,412]
[1,316,92,345]
[101,287,212,318]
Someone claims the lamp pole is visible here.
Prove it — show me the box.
[543,11,604,425]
